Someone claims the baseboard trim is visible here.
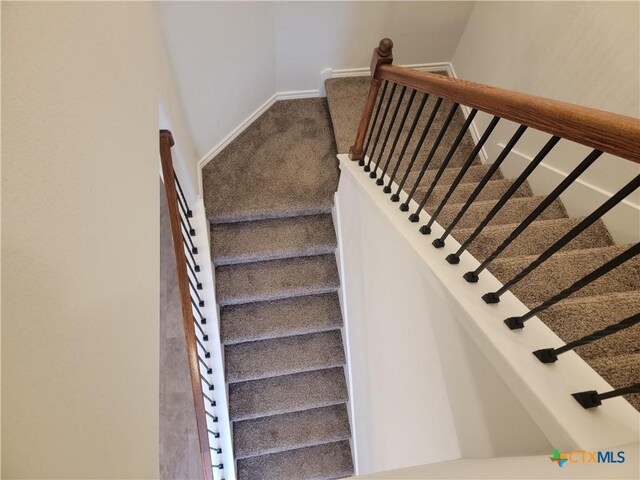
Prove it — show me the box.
[196,89,320,196]
[498,145,640,245]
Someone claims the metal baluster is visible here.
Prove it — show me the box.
[193,317,208,340]
[392,97,442,201]
[185,252,200,276]
[483,174,640,304]
[371,86,407,179]
[572,384,640,409]
[198,355,213,375]
[205,411,218,421]
[464,149,603,282]
[400,101,457,212]
[436,125,528,250]
[208,429,221,439]
[533,313,640,363]
[408,107,476,222]
[386,92,428,195]
[174,170,193,218]
[446,134,559,264]
[201,374,214,391]
[203,390,216,407]
[365,83,398,172]
[361,81,389,166]
[504,242,640,329]
[192,297,206,323]
[377,89,417,187]
[210,447,223,454]
[423,116,500,238]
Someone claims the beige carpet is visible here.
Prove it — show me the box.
[325,76,639,411]
[204,98,353,480]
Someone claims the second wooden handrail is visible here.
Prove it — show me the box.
[350,39,640,164]
[160,130,214,480]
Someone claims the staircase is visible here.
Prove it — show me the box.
[203,98,354,480]
[325,74,640,411]
[200,59,639,480]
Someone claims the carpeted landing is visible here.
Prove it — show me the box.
[325,76,639,411]
[203,98,353,480]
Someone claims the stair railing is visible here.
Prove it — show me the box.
[350,39,640,409]
[160,130,223,480]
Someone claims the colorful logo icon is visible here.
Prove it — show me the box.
[550,449,568,467]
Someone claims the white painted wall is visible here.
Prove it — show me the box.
[274,1,474,92]
[154,1,276,160]
[155,1,474,164]
[452,1,640,244]
[2,2,162,478]
[336,155,639,474]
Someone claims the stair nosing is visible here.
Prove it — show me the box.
[213,243,336,267]
[222,321,343,345]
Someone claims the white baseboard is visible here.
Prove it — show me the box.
[498,145,640,245]
[196,89,320,196]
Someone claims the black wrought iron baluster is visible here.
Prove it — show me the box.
[210,447,223,454]
[446,134,559,264]
[436,125,528,250]
[424,116,500,238]
[191,297,206,322]
[386,93,428,195]
[572,384,640,409]
[377,89,416,186]
[208,429,221,439]
[187,276,202,290]
[464,149,603,282]
[186,252,201,275]
[203,391,216,407]
[182,230,198,255]
[190,282,205,306]
[533,313,640,363]
[365,83,397,172]
[201,374,214,391]
[193,317,208,340]
[408,106,476,222]
[371,86,407,178]
[400,102,459,213]
[198,355,213,374]
[483,174,640,304]
[196,335,209,355]
[361,81,389,166]
[504,242,640,329]
[174,170,193,218]
[392,96,442,202]
[205,411,218,421]
[180,214,195,237]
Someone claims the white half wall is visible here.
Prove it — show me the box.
[335,155,639,474]
[451,1,640,243]
[335,158,564,475]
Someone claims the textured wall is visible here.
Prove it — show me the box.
[2,2,159,477]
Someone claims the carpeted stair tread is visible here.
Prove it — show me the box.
[401,163,503,191]
[455,217,613,260]
[215,254,340,306]
[538,291,640,360]
[416,178,532,209]
[211,214,336,266]
[221,293,343,345]
[229,367,349,421]
[489,245,640,306]
[202,98,339,224]
[233,404,351,459]
[438,195,568,230]
[588,353,640,411]
[236,440,354,480]
[225,330,346,383]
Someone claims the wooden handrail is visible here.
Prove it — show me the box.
[160,130,214,480]
[350,39,640,164]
